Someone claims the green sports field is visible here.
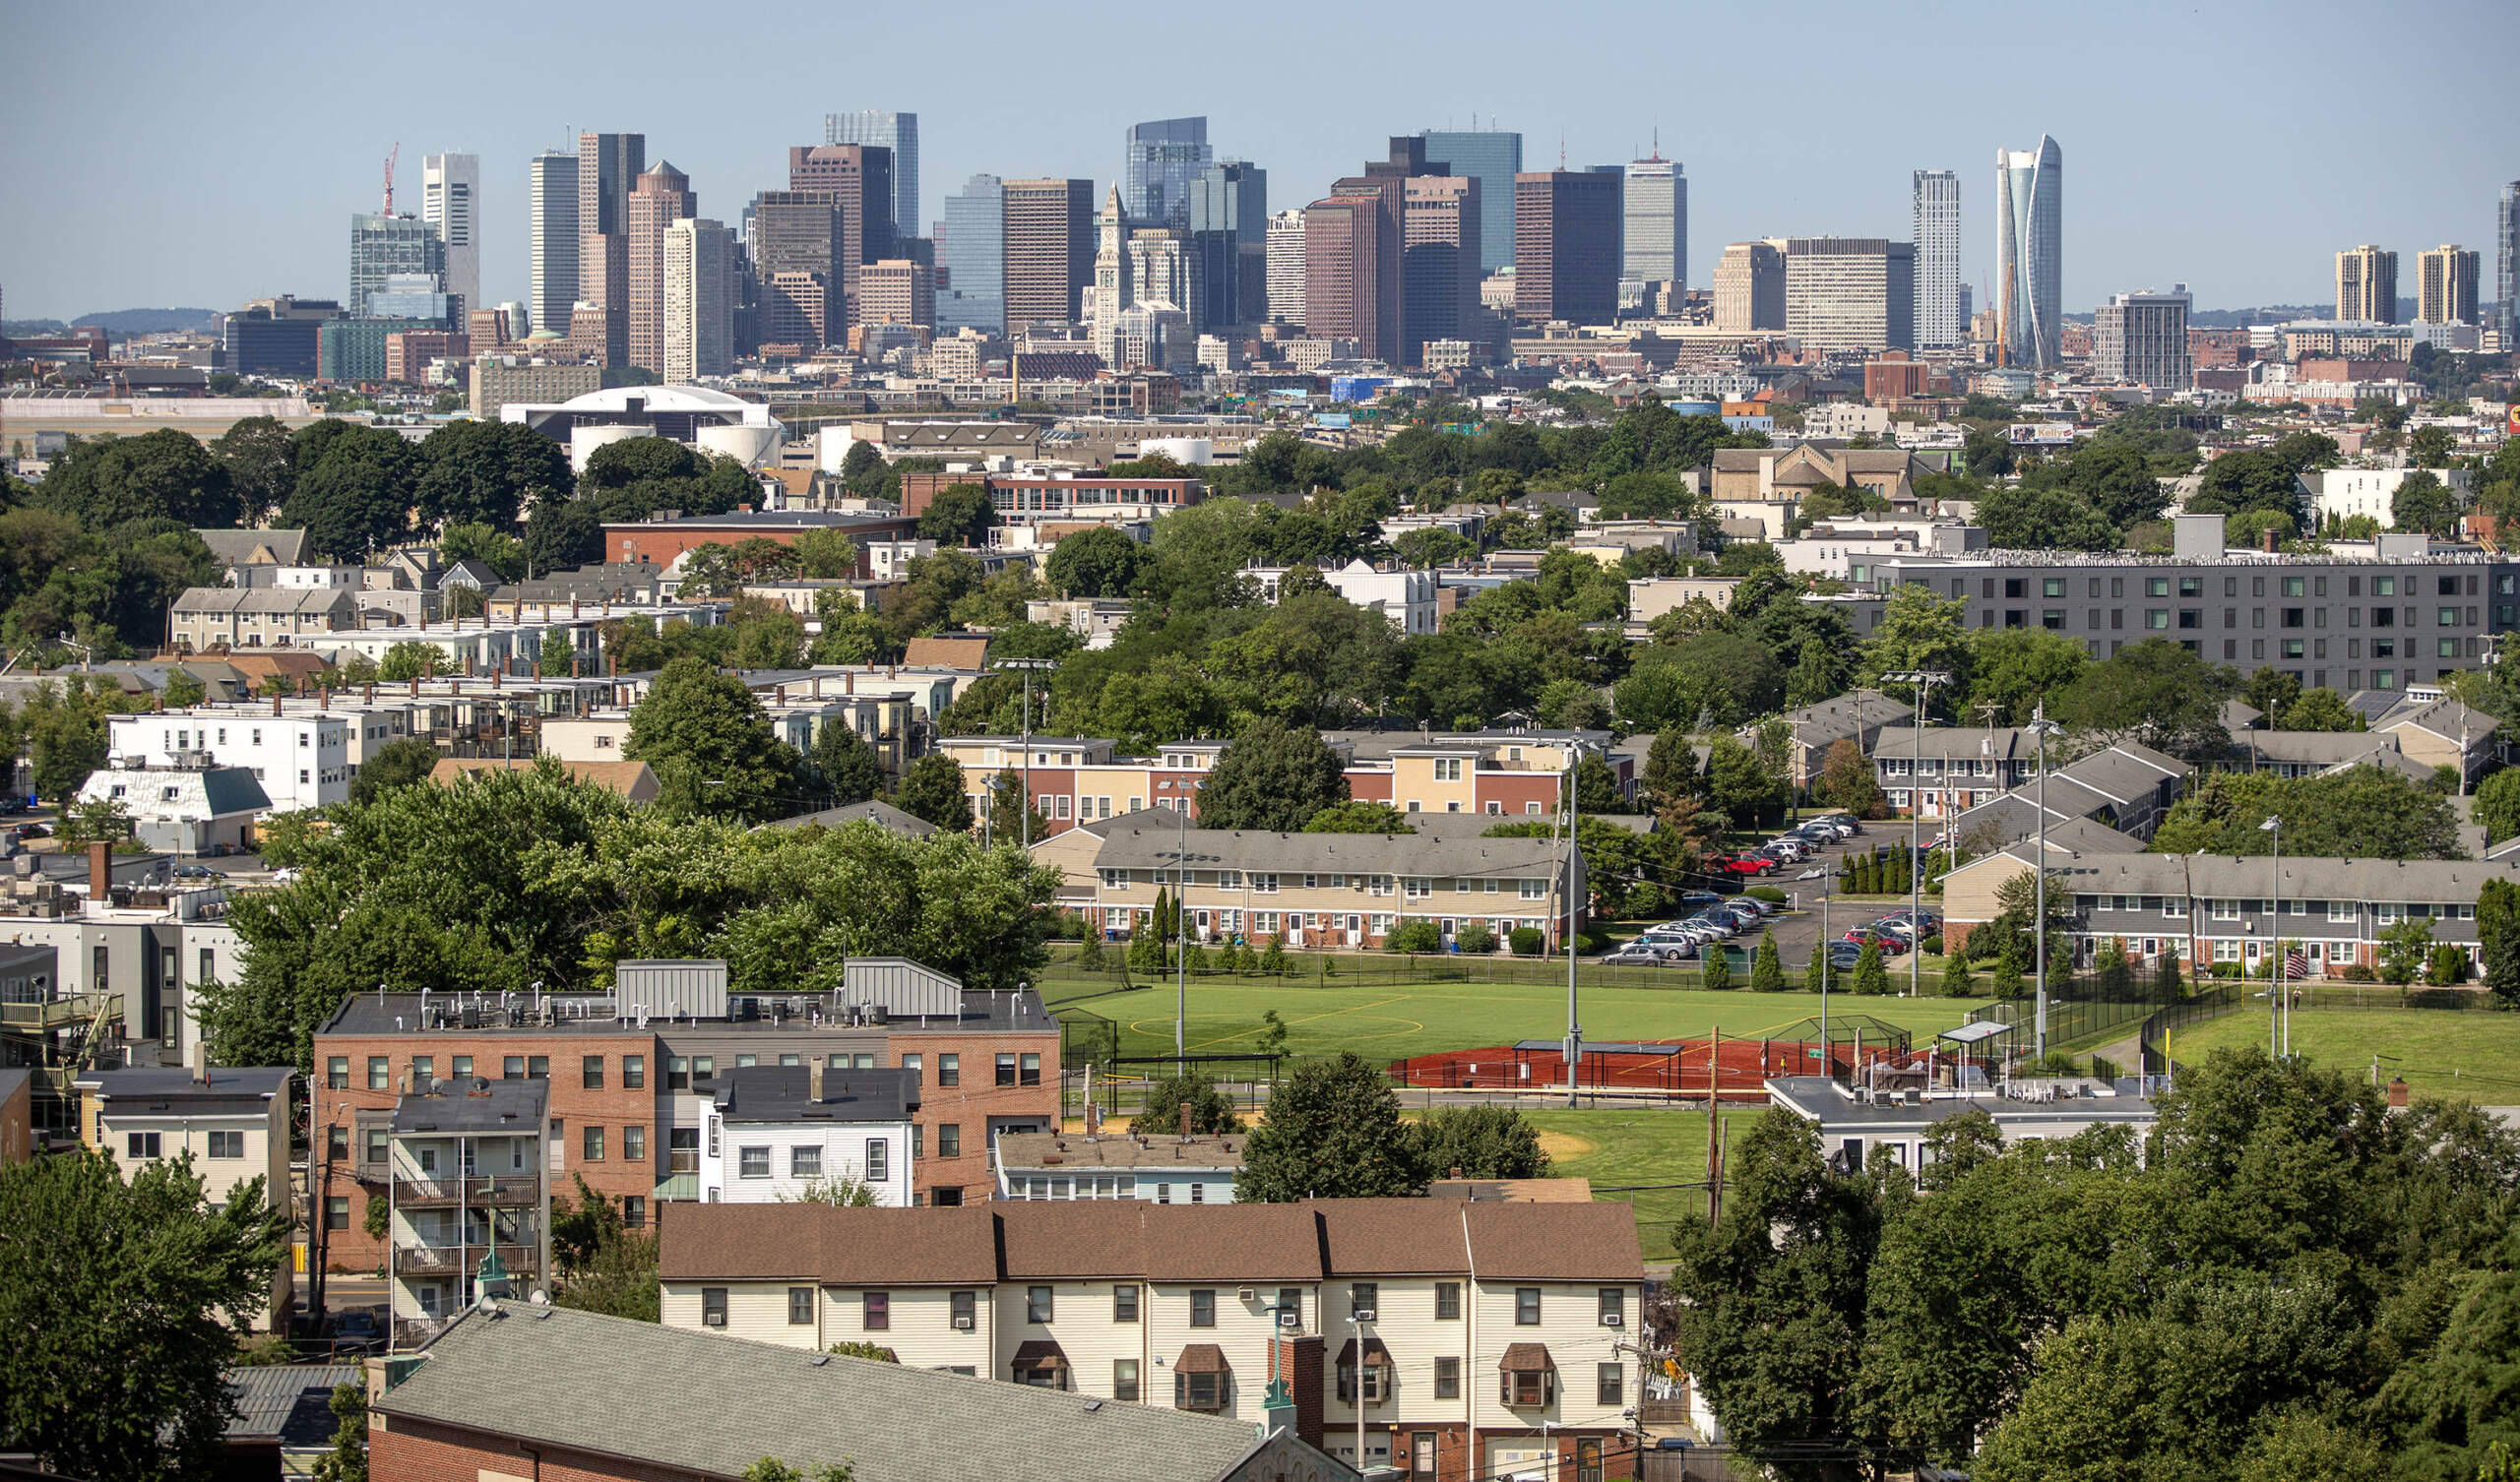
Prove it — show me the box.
[1516,1108,1762,1264]
[2163,1002,2520,1104]
[1040,966,1976,1067]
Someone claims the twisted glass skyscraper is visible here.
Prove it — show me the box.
[1994,136,2062,368]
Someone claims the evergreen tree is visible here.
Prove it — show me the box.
[2152,952,2185,1001]
[1987,949,2024,999]
[1805,942,1830,995]
[1751,931,1787,992]
[1076,934,1106,972]
[1702,942,1733,991]
[1939,955,1977,998]
[1853,940,1889,996]
[1261,936,1290,974]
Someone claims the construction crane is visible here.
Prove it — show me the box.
[382,142,400,215]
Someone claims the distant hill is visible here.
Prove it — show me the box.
[70,307,217,335]
[2186,304,2327,328]
[1,319,69,338]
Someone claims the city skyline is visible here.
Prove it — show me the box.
[1,0,2514,321]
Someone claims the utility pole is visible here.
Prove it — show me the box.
[1562,739,1594,1109]
[2028,710,2063,1062]
[2261,814,2283,1058]
[1883,669,1950,1002]
[994,657,1057,851]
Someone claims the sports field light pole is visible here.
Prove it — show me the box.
[1563,738,1598,1110]
[1883,668,1951,1003]
[2261,814,2283,1059]
[1166,778,1204,1076]
[2027,712,2064,1063]
[994,656,1058,850]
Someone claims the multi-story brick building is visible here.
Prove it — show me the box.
[658,1198,1646,1481]
[307,957,1059,1271]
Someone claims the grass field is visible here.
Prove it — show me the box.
[2165,1002,2520,1103]
[1514,1108,1761,1264]
[1043,970,1975,1067]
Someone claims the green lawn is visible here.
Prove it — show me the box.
[2165,1003,2520,1103]
[1517,1108,1764,1264]
[1044,969,1974,1067]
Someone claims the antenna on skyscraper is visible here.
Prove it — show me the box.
[382,143,400,215]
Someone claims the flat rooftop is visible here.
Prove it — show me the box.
[995,1132,1245,1172]
[1765,1075,2159,1131]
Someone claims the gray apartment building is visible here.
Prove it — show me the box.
[1866,515,2518,695]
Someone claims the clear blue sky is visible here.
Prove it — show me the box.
[3,0,2513,322]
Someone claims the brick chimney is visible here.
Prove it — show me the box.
[1178,1101,1192,1142]
[1269,1334,1325,1450]
[2388,1075,2410,1108]
[2262,527,2280,553]
[87,841,110,905]
[271,694,283,716]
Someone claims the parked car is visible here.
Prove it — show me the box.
[14,823,49,839]
[1822,941,1868,972]
[1672,891,1724,911]
[172,863,218,881]
[1720,855,1779,876]
[0,798,29,816]
[1727,896,1783,920]
[1759,839,1812,862]
[1808,814,1862,835]
[1605,939,1698,965]
[1842,929,1912,955]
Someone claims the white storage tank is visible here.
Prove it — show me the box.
[1137,436,1213,466]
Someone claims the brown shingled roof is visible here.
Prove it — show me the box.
[996,1202,1151,1278]
[1464,1201,1644,1281]
[1314,1199,1472,1275]
[1141,1204,1321,1282]
[1173,1342,1230,1375]
[658,1204,997,1285]
[1499,1342,1555,1372]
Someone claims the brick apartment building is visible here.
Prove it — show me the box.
[895,468,1205,525]
[598,509,919,571]
[308,958,1059,1270]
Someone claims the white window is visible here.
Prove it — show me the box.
[2213,939,2243,962]
[2212,899,2240,921]
[2328,900,2357,923]
[2330,940,2358,961]
[2376,903,2403,924]
[1520,879,1546,900]
[2163,897,2187,918]
[1456,878,1476,894]
[1526,802,1544,815]
[1255,911,1280,934]
[1101,869,1130,891]
[1404,878,1430,899]
[1888,790,1911,809]
[1370,913,1395,934]
[1370,876,1393,895]
[1218,871,1240,889]
[1253,874,1279,895]
[1433,759,1463,782]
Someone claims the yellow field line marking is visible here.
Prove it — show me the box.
[1181,995,1416,1053]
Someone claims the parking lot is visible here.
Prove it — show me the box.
[1609,816,1946,976]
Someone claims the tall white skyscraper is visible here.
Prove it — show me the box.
[1621,155,1685,289]
[2499,182,2520,347]
[529,151,579,340]
[825,111,918,246]
[1912,169,1961,348]
[1994,136,2062,368]
[1265,210,1306,327]
[662,217,735,381]
[420,154,479,317]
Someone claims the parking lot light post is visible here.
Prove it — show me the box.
[1882,669,1951,1001]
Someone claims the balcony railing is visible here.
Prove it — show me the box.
[391,1241,541,1277]
[393,1175,541,1207]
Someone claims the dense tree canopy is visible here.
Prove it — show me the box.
[2150,767,2465,860]
[625,655,805,823]
[1238,1052,1427,1201]
[1198,718,1349,832]
[199,763,1058,1069]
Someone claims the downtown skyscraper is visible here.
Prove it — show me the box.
[1912,169,1962,348]
[825,111,918,248]
[938,173,1005,333]
[1123,117,1212,231]
[1994,135,2062,368]
[528,150,578,339]
[1419,127,1521,275]
[1187,159,1267,330]
[1620,154,1685,290]
[2500,182,2519,347]
[420,153,479,319]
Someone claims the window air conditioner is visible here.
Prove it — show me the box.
[704,1312,726,1328]
[1279,1311,1302,1330]
[1601,1313,1624,1328]
[1353,1309,1376,1324]
[952,1316,975,1330]
[1237,1286,1255,1301]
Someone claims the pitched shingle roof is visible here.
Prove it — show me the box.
[1090,823,1566,882]
[377,1303,1304,1482]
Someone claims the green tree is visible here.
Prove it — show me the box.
[283,423,420,561]
[1701,941,1733,991]
[209,415,297,524]
[1042,525,1144,597]
[1410,1105,1550,1179]
[1138,1071,1244,1135]
[1238,1051,1426,1201]
[1853,940,1889,996]
[1966,628,2092,725]
[625,656,801,823]
[37,427,243,529]
[984,769,1049,843]
[804,723,885,808]
[917,483,996,546]
[308,1384,367,1482]
[1704,735,1790,830]
[375,640,442,681]
[347,736,441,805]
[521,494,604,573]
[1785,636,1846,709]
[1560,754,1624,815]
[2055,638,2236,763]
[438,521,528,581]
[2279,688,2364,732]
[1199,718,1349,832]
[2148,768,2462,861]
[1805,940,1830,994]
[1666,1113,1883,1482]
[1643,729,1707,808]
[0,1150,288,1481]
[2391,469,2460,537]
[2379,917,2434,985]
[1812,737,1888,819]
[2408,424,2458,469]
[1976,480,2123,551]
[159,666,208,709]
[413,418,571,531]
[789,526,861,579]
[2476,769,2520,844]
[1751,931,1786,993]
[1301,800,1415,834]
[891,754,973,834]
[1939,955,1978,998]
[1857,584,1973,713]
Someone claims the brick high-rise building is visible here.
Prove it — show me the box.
[2418,244,2479,326]
[1002,178,1095,331]
[626,162,696,373]
[1713,240,1787,332]
[1512,171,1620,325]
[1304,194,1395,363]
[788,145,896,271]
[306,966,1062,1269]
[862,259,933,328]
[572,230,630,369]
[1402,175,1481,361]
[2336,244,2399,325]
